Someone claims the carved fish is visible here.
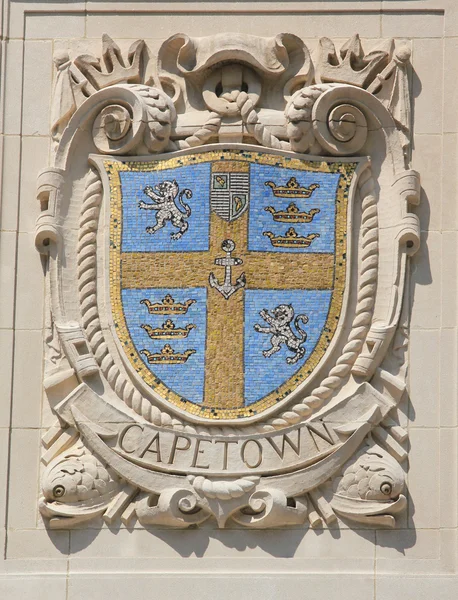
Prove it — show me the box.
[330,443,406,527]
[333,444,405,501]
[42,446,119,504]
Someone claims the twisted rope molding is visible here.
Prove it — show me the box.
[77,169,180,428]
[174,112,222,149]
[170,90,291,152]
[173,84,338,156]
[129,84,175,153]
[234,91,291,150]
[285,84,342,154]
[197,84,342,153]
[172,91,290,152]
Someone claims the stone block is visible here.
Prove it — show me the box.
[6,529,69,559]
[440,430,458,529]
[407,428,440,529]
[411,38,443,135]
[19,136,50,233]
[22,41,53,136]
[0,576,67,600]
[0,135,21,232]
[67,574,376,600]
[14,232,44,330]
[0,428,10,527]
[377,574,458,600]
[443,37,458,133]
[409,329,440,427]
[0,230,17,329]
[12,329,43,429]
[7,428,41,530]
[410,231,441,330]
[0,330,14,427]
[2,41,23,135]
[25,12,85,40]
[441,231,457,328]
[440,329,457,428]
[441,134,458,230]
[382,10,443,39]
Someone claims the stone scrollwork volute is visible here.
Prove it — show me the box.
[36,32,419,531]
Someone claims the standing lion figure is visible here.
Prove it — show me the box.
[138,180,192,240]
[254,304,308,364]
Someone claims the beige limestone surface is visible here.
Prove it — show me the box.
[0,1,457,599]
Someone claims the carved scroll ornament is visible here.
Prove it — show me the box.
[36,33,419,531]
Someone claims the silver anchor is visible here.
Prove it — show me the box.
[209,239,246,300]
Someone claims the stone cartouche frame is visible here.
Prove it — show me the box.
[35,33,420,530]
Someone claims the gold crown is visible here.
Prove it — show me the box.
[265,203,320,223]
[140,294,196,315]
[316,34,391,89]
[263,228,320,248]
[265,178,320,198]
[141,320,196,339]
[140,344,196,364]
[74,34,144,90]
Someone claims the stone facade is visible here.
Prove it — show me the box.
[0,1,457,599]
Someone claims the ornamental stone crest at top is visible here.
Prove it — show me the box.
[36,32,419,531]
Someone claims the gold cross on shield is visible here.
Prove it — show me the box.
[121,212,335,410]
[107,150,354,420]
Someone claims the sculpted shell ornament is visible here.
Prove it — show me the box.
[37,33,418,531]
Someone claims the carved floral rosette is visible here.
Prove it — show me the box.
[36,33,419,530]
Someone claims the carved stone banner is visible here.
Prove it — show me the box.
[36,32,419,530]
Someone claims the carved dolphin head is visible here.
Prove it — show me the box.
[334,444,405,501]
[42,452,117,504]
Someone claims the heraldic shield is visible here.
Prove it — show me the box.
[36,34,420,531]
[98,148,360,420]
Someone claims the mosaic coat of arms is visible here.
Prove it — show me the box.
[36,33,420,530]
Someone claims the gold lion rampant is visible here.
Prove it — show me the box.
[265,177,320,198]
[140,344,196,364]
[263,227,320,248]
[140,294,196,315]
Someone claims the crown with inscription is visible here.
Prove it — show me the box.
[141,344,196,364]
[140,295,196,315]
[265,203,320,223]
[265,178,320,199]
[74,34,144,90]
[141,320,196,339]
[263,228,320,248]
[316,34,391,89]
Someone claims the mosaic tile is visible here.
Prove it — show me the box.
[106,150,357,419]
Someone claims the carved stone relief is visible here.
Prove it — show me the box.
[36,32,419,531]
